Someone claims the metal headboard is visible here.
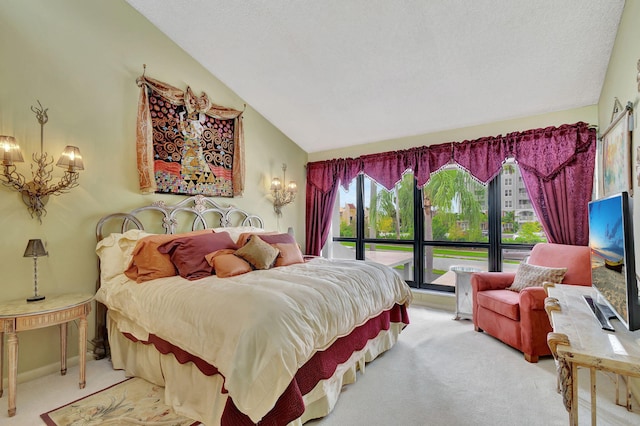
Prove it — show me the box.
[96,194,264,241]
[92,195,264,359]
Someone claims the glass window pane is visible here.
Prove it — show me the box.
[423,166,488,243]
[500,161,548,244]
[365,243,414,280]
[502,248,531,273]
[329,241,356,260]
[423,245,488,286]
[363,173,414,240]
[333,177,358,238]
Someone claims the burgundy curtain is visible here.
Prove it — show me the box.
[305,159,360,255]
[514,124,596,245]
[305,122,595,255]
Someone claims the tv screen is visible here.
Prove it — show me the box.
[588,191,640,331]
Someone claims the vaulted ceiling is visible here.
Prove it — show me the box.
[126,0,624,153]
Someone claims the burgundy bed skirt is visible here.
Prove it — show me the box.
[123,303,409,425]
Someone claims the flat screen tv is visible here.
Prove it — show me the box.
[588,191,640,331]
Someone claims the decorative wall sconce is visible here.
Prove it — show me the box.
[23,239,48,302]
[270,163,297,215]
[0,101,84,222]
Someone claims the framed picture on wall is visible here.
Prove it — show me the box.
[601,106,633,197]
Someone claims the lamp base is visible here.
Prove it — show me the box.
[27,295,45,302]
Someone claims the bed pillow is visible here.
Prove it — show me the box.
[211,226,270,245]
[236,231,279,247]
[96,229,151,284]
[273,243,305,267]
[158,232,238,280]
[506,262,567,292]
[254,233,297,245]
[234,235,280,270]
[206,249,253,278]
[124,229,214,283]
[253,233,303,267]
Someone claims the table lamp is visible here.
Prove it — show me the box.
[23,239,48,302]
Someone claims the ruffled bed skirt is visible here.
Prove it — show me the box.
[108,306,407,425]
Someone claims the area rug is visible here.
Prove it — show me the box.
[41,377,199,426]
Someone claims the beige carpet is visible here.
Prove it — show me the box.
[40,377,198,426]
[309,305,640,426]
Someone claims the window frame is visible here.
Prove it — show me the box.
[331,170,537,291]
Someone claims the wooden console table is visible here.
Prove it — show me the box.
[544,283,640,425]
[0,293,93,417]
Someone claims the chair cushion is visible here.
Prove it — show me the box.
[476,289,521,321]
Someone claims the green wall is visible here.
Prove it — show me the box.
[597,0,640,398]
[0,0,306,379]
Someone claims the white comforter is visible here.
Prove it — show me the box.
[96,256,412,423]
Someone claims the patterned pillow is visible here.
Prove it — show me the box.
[507,262,567,292]
[234,235,280,270]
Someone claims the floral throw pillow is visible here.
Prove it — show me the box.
[507,262,567,292]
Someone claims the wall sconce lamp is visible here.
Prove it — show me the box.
[23,239,48,302]
[270,163,297,215]
[0,101,84,222]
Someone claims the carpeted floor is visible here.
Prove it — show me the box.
[308,305,640,426]
[3,305,639,425]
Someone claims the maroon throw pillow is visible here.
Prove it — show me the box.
[158,232,237,280]
[253,233,297,245]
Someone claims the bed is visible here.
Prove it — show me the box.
[94,195,412,425]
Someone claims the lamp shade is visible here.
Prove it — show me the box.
[0,135,24,165]
[270,177,282,191]
[23,239,48,258]
[56,145,84,171]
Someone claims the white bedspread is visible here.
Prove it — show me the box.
[96,257,412,423]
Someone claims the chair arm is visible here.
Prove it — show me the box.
[519,286,554,358]
[471,272,516,292]
[519,286,548,311]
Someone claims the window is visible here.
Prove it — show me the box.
[504,178,513,186]
[328,162,545,292]
[501,160,547,246]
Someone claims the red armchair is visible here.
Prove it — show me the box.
[471,243,591,362]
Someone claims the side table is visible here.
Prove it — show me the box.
[450,265,481,320]
[0,293,93,417]
[545,283,640,425]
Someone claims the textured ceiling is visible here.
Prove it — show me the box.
[126,0,624,153]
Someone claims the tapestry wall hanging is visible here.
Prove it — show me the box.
[136,74,245,197]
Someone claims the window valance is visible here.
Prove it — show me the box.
[305,122,596,255]
[307,122,595,192]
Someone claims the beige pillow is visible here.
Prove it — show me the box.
[234,235,279,270]
[507,262,567,292]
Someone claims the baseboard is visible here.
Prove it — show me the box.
[1,352,91,388]
[411,289,455,312]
